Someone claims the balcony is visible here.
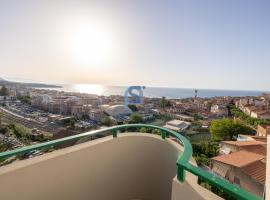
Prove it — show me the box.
[0,124,261,200]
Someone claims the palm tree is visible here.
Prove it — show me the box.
[0,112,2,126]
[160,97,167,109]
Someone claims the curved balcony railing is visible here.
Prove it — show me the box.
[0,124,261,200]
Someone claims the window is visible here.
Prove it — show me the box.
[234,177,240,186]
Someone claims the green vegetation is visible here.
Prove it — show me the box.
[1,123,31,144]
[0,111,2,125]
[0,141,10,152]
[81,114,90,120]
[128,104,138,112]
[61,117,77,129]
[149,113,173,126]
[100,116,116,126]
[156,113,173,121]
[0,122,49,148]
[210,118,253,141]
[229,105,270,127]
[130,113,143,123]
[0,86,9,96]
[192,141,219,165]
[160,96,172,109]
[192,113,202,121]
[188,133,211,143]
[139,127,161,135]
[199,181,236,200]
[69,119,76,129]
[17,96,31,104]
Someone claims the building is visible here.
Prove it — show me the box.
[250,110,270,119]
[257,125,270,137]
[211,150,266,197]
[243,106,257,116]
[105,105,132,117]
[210,105,228,117]
[219,140,266,155]
[163,119,191,132]
[235,97,270,119]
[174,114,194,122]
[89,109,104,121]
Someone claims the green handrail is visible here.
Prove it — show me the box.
[0,124,261,200]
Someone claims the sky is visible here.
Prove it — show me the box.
[0,0,269,91]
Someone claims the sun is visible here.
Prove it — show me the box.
[67,19,115,67]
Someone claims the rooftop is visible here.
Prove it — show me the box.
[241,145,267,156]
[166,119,191,127]
[241,161,266,185]
[105,105,132,116]
[221,140,266,147]
[212,150,265,168]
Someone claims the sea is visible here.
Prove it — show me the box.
[37,84,267,99]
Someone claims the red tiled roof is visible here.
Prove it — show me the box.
[241,145,267,156]
[222,140,266,147]
[241,161,266,184]
[212,151,265,168]
[251,136,267,143]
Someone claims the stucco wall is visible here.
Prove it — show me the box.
[228,167,264,197]
[0,133,222,200]
[0,133,181,200]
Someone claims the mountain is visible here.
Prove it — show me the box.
[0,77,61,88]
[0,77,6,82]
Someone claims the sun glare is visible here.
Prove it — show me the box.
[67,19,115,67]
[73,84,104,96]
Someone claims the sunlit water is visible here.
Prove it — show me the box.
[37,84,266,99]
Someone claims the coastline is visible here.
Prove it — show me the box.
[34,84,267,99]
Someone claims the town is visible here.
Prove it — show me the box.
[0,80,268,198]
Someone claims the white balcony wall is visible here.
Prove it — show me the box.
[0,133,221,200]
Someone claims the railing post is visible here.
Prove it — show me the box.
[177,164,185,182]
[161,131,166,139]
[112,129,117,138]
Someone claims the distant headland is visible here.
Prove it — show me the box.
[0,77,62,88]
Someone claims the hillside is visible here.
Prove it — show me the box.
[0,77,61,88]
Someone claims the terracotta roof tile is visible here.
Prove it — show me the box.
[241,161,266,184]
[222,140,266,146]
[241,145,267,156]
[251,136,267,143]
[212,151,265,167]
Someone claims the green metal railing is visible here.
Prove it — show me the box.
[0,124,261,200]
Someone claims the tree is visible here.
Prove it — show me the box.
[229,105,270,127]
[81,114,90,120]
[0,112,2,126]
[160,97,171,109]
[139,127,148,133]
[128,104,138,112]
[0,86,8,96]
[210,118,253,141]
[101,116,115,126]
[130,113,143,123]
[6,123,31,144]
[192,141,219,166]
[17,96,31,104]
[69,119,76,129]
